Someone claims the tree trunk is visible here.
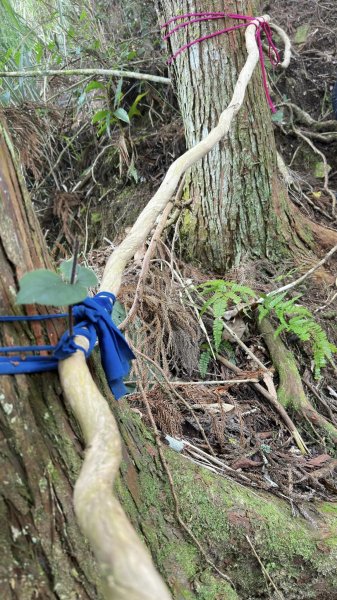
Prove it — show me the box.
[0,123,104,599]
[157,0,311,271]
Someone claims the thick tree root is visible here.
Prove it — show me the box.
[259,318,337,444]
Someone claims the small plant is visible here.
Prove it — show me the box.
[16,259,97,306]
[258,292,337,378]
[16,243,98,336]
[87,79,147,137]
[198,281,257,378]
[198,339,235,379]
[198,279,337,379]
[199,280,257,351]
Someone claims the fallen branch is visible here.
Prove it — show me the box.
[246,535,285,600]
[293,126,336,214]
[192,403,235,411]
[268,244,337,296]
[217,355,308,454]
[280,102,337,132]
[170,379,259,386]
[0,68,171,85]
[258,318,337,444]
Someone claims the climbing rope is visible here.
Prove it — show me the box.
[162,12,280,112]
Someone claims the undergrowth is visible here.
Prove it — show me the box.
[198,280,337,379]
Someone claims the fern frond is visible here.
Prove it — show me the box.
[260,291,337,378]
[213,298,230,318]
[213,318,224,351]
[199,279,337,380]
[199,350,211,379]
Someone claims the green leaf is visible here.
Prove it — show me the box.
[16,270,88,306]
[199,350,211,379]
[35,42,44,63]
[14,50,21,66]
[294,24,310,44]
[114,108,130,124]
[127,161,138,183]
[85,80,105,93]
[114,78,124,108]
[126,50,137,61]
[91,212,102,224]
[314,161,331,179]
[213,318,224,351]
[128,92,147,119]
[59,260,98,287]
[92,109,109,124]
[271,109,284,123]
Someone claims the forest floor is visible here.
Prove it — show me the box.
[5,0,337,522]
[113,0,337,510]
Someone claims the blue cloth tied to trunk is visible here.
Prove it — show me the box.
[0,292,135,400]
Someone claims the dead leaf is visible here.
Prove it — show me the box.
[232,457,262,470]
[306,454,330,468]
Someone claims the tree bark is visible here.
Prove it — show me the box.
[157,0,311,271]
[0,122,102,599]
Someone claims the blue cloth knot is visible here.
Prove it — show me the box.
[0,292,135,400]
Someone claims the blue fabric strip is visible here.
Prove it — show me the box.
[0,292,135,400]
[0,345,56,353]
[0,313,67,321]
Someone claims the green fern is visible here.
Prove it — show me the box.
[198,281,257,353]
[258,293,337,378]
[199,349,211,379]
[198,279,336,379]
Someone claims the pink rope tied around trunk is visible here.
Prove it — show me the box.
[161,12,280,113]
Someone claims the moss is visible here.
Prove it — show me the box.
[197,571,239,600]
[321,503,337,515]
[116,411,337,599]
[171,460,230,544]
[46,460,60,484]
[161,542,198,580]
[114,475,138,524]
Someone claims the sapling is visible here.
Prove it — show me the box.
[16,242,98,337]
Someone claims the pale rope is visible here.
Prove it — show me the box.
[59,16,291,600]
[99,16,291,295]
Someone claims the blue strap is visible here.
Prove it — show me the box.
[0,292,135,400]
[0,313,67,321]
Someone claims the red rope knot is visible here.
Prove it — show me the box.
[161,12,280,113]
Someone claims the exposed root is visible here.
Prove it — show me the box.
[258,318,337,444]
[58,337,172,600]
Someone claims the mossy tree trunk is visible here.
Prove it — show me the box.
[157,0,312,272]
[0,124,103,599]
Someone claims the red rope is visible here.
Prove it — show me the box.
[162,12,280,113]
